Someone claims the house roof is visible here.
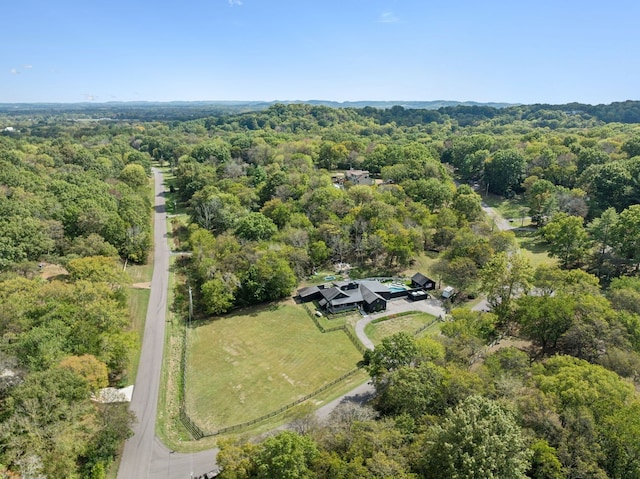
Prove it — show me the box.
[345,169,369,177]
[331,291,363,305]
[411,272,434,286]
[320,287,349,302]
[297,285,321,299]
[361,285,385,305]
[358,280,389,294]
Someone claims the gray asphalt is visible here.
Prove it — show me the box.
[482,200,512,231]
[118,170,216,479]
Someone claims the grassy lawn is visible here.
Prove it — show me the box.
[124,288,150,385]
[514,229,557,268]
[365,312,439,345]
[483,193,528,220]
[400,251,441,280]
[317,311,348,330]
[185,302,363,432]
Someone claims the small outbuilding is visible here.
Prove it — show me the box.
[411,272,436,290]
[296,285,325,303]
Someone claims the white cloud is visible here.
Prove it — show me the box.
[23,65,33,69]
[228,0,243,6]
[378,11,399,23]
[10,68,19,75]
[85,94,96,101]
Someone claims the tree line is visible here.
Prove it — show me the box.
[0,120,154,477]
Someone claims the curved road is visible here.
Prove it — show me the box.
[118,169,214,479]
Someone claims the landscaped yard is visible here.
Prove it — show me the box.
[365,312,439,345]
[185,302,363,432]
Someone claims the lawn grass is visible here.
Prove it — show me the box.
[185,302,363,433]
[483,193,528,219]
[365,312,439,345]
[401,251,441,279]
[316,311,348,330]
[124,288,150,385]
[514,229,558,268]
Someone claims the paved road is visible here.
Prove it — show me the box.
[481,200,512,231]
[118,169,216,479]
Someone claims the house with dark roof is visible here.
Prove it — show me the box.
[411,272,436,290]
[297,280,389,313]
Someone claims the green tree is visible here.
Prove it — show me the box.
[599,402,640,479]
[525,178,557,226]
[375,362,446,417]
[528,440,565,479]
[69,233,119,258]
[480,252,533,322]
[217,439,259,479]
[365,332,419,385]
[540,213,590,268]
[238,251,296,304]
[515,295,575,353]
[447,135,493,180]
[621,135,640,158]
[118,163,148,189]
[422,395,531,479]
[587,207,618,277]
[66,256,128,286]
[190,139,232,164]
[201,274,237,315]
[580,162,632,214]
[533,355,634,421]
[260,198,291,229]
[452,185,483,222]
[235,212,278,241]
[613,204,640,272]
[255,431,318,479]
[484,149,527,196]
[0,368,93,478]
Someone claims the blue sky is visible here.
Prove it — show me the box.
[2,0,639,104]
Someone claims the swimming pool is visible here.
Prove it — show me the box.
[388,285,407,293]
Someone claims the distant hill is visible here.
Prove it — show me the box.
[0,99,513,115]
[1,100,639,124]
[287,100,515,109]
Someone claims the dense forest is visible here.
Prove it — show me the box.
[0,122,152,477]
[1,100,640,477]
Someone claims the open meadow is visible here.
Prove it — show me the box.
[185,302,363,431]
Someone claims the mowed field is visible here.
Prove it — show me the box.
[365,312,439,345]
[185,302,363,431]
